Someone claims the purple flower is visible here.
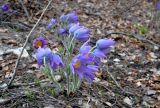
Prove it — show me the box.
[69,23,82,34]
[74,27,90,41]
[156,0,160,11]
[79,39,92,54]
[96,39,115,50]
[32,36,47,49]
[36,47,64,70]
[58,27,68,35]
[47,18,56,30]
[70,54,98,82]
[60,11,78,23]
[50,53,64,70]
[1,3,10,12]
[92,48,106,58]
[79,39,101,66]
[36,47,52,66]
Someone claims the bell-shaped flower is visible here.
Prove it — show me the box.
[79,39,92,54]
[1,3,9,12]
[32,36,47,49]
[58,27,68,36]
[60,11,78,23]
[36,47,52,66]
[69,23,82,34]
[47,18,56,30]
[74,27,90,41]
[96,39,115,50]
[50,53,64,70]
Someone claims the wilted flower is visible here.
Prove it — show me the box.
[156,0,160,10]
[96,39,115,50]
[1,3,9,12]
[33,36,47,49]
[47,18,56,30]
[58,27,68,36]
[36,47,52,66]
[50,53,64,70]
[70,54,98,82]
[74,27,90,41]
[60,11,78,23]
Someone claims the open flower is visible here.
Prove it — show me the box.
[96,39,115,50]
[60,11,78,23]
[47,18,56,30]
[1,3,9,12]
[70,54,98,82]
[50,53,64,70]
[32,36,47,49]
[74,27,90,41]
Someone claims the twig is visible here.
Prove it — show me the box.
[19,0,30,20]
[105,32,160,47]
[7,0,53,87]
[104,64,134,96]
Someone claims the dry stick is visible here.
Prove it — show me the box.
[19,0,30,20]
[105,32,160,47]
[7,0,53,87]
[105,64,134,96]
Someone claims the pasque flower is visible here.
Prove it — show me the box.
[70,54,98,82]
[96,39,115,50]
[58,27,68,36]
[1,3,9,12]
[50,53,64,70]
[33,36,47,49]
[156,0,160,10]
[36,47,64,70]
[47,18,56,30]
[60,11,78,23]
[74,27,90,41]
[36,47,52,66]
[69,23,82,34]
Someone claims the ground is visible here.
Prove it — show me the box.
[0,0,160,108]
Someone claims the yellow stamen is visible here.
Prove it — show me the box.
[73,60,81,68]
[35,40,43,48]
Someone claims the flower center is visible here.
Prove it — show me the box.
[73,60,81,68]
[35,40,43,48]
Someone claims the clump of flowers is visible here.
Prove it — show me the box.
[33,11,115,95]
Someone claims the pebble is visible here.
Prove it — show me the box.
[147,90,156,96]
[123,97,133,106]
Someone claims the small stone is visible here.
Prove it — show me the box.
[93,77,101,83]
[149,52,157,59]
[154,46,159,50]
[0,83,8,89]
[7,47,29,58]
[105,101,112,107]
[123,97,133,106]
[113,58,120,62]
[136,82,142,87]
[147,90,156,96]
[118,53,126,57]
[55,75,61,82]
